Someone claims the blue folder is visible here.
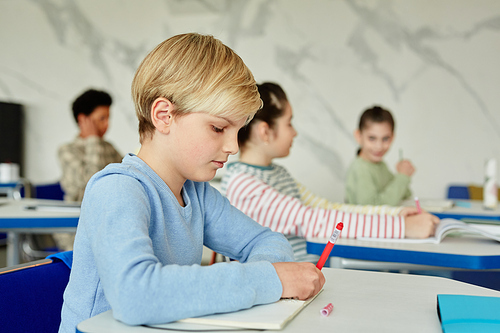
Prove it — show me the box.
[437,294,500,332]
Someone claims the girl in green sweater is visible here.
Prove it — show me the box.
[345,106,414,206]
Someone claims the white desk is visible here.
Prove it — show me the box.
[0,198,79,266]
[76,268,500,333]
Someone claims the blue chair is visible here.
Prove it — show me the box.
[446,185,470,200]
[33,182,65,200]
[20,181,65,200]
[22,182,66,259]
[0,251,72,333]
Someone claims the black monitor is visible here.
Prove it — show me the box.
[0,101,24,177]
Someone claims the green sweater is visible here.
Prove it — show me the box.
[345,157,411,206]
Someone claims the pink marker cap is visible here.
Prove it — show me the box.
[320,303,334,316]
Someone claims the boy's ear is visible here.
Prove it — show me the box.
[151,97,174,134]
[354,129,362,145]
[76,113,87,125]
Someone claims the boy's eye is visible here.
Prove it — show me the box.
[212,126,224,133]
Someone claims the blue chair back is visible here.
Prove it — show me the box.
[19,181,65,200]
[0,253,72,332]
[447,185,470,200]
[34,182,65,200]
[20,182,67,258]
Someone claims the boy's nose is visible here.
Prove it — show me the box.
[223,134,239,155]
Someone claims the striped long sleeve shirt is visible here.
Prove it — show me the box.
[220,162,405,261]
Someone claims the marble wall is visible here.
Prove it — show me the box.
[0,0,499,202]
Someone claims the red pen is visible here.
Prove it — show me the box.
[415,197,422,214]
[316,222,343,270]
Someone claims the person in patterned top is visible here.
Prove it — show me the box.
[56,89,122,250]
[59,89,122,202]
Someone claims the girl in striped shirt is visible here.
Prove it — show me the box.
[220,82,439,262]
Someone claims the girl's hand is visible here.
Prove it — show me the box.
[396,160,415,177]
[404,213,440,238]
[399,206,419,217]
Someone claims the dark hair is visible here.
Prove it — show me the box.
[358,106,395,132]
[72,89,112,123]
[238,82,288,146]
[356,106,395,155]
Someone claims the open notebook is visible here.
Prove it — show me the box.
[147,290,322,331]
[359,218,500,244]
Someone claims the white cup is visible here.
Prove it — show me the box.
[0,163,20,183]
[10,163,20,182]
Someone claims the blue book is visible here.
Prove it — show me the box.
[437,294,500,332]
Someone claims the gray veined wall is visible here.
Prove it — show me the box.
[0,0,499,202]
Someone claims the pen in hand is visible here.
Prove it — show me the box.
[316,222,343,270]
[414,197,422,214]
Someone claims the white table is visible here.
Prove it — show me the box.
[76,267,500,333]
[0,198,79,266]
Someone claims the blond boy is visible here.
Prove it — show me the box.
[59,33,324,333]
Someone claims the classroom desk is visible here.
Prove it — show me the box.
[429,200,500,222]
[0,180,29,199]
[76,267,500,333]
[0,198,79,266]
[306,236,500,270]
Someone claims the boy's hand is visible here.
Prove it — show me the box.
[396,160,415,177]
[404,213,440,239]
[79,115,100,138]
[272,262,325,300]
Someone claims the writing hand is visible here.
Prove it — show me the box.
[399,206,419,217]
[272,262,325,300]
[404,213,440,238]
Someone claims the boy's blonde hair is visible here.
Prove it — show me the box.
[132,33,262,143]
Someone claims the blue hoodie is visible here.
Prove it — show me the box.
[59,154,293,333]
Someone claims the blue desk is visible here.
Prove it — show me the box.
[410,199,500,222]
[0,198,79,266]
[0,178,30,199]
[307,236,500,270]
[431,200,500,222]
